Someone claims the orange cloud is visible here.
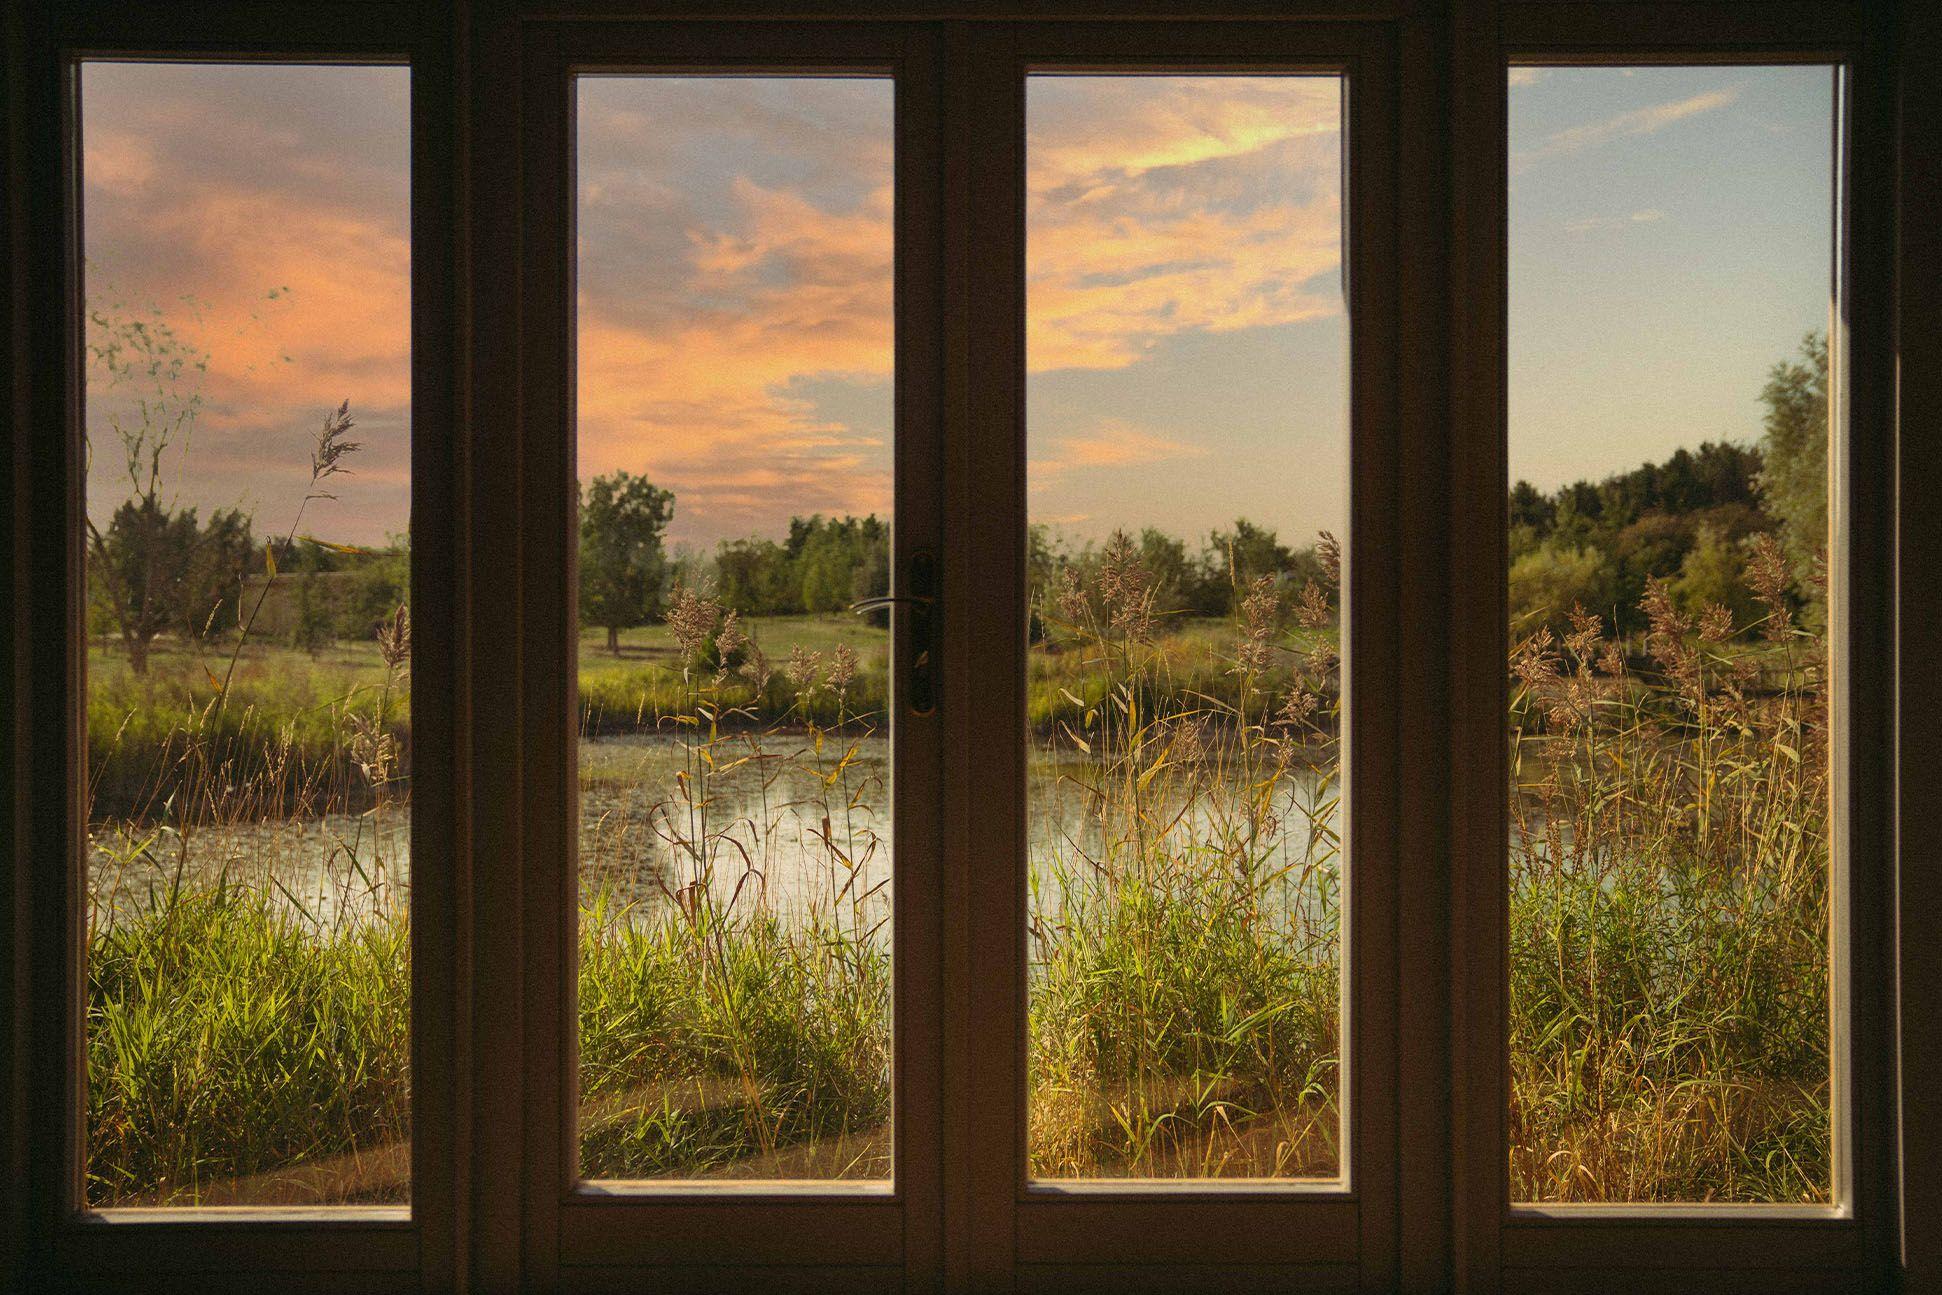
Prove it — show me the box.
[80,65,412,543]
[576,176,894,539]
[1030,419,1210,481]
[1027,77,1344,372]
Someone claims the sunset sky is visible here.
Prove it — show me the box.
[82,61,1832,551]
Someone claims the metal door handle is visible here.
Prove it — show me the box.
[848,550,936,716]
[847,594,933,614]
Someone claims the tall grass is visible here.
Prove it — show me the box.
[84,523,1832,1204]
[1028,532,1344,1179]
[86,604,414,1207]
[1507,533,1830,1203]
[577,592,893,1179]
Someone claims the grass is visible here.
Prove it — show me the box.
[1026,535,1346,1178]
[1507,542,1831,1202]
[83,531,1832,1204]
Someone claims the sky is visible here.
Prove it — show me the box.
[1509,65,1835,491]
[81,61,1833,551]
[81,62,410,548]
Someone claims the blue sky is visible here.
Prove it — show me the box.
[1509,65,1835,491]
[81,63,1834,550]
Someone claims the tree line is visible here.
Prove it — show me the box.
[84,273,1829,669]
[1509,332,1827,636]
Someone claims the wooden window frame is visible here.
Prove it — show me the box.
[1448,4,1908,1290]
[5,3,460,1290]
[947,21,1407,1292]
[2,1,1935,1291]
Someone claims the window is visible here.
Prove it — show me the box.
[1506,64,1843,1207]
[573,73,897,1184]
[79,60,413,1211]
[5,4,1928,1291]
[1024,73,1349,1184]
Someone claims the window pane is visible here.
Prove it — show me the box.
[81,63,412,1208]
[1025,75,1347,1182]
[574,76,895,1182]
[1507,65,1839,1204]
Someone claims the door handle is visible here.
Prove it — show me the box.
[849,548,937,716]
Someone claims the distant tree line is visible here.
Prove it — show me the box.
[714,514,891,620]
[1029,518,1335,641]
[1509,332,1827,636]
[574,468,893,653]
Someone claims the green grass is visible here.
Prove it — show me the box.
[88,881,411,1206]
[83,545,1833,1203]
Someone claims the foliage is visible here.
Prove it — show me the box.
[1028,532,1344,1177]
[1508,555,1830,1203]
[579,471,676,655]
[1757,332,1831,588]
[712,515,891,623]
[83,299,240,674]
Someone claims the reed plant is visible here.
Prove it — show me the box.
[83,507,1833,1203]
[1507,533,1831,1203]
[576,589,893,1179]
[1027,531,1345,1179]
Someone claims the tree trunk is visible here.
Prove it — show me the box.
[608,624,621,656]
[129,634,150,676]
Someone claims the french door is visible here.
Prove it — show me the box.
[511,18,1402,1289]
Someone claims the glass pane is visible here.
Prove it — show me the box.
[1025,75,1347,1182]
[80,63,412,1208]
[1507,65,1839,1204]
[574,76,895,1182]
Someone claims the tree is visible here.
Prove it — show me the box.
[1206,519,1293,604]
[1756,331,1830,585]
[91,498,202,674]
[1509,542,1616,635]
[84,300,210,674]
[290,570,338,656]
[175,508,254,640]
[579,471,675,655]
[1672,523,1755,628]
[716,537,797,615]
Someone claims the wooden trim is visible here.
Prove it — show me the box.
[1455,2,1904,1290]
[513,18,946,1284]
[945,19,1403,1288]
[0,6,28,1287]
[1503,3,1869,55]
[1014,1197,1360,1265]
[5,1,462,1285]
[1446,4,1510,1290]
[1393,1,1456,1286]
[1,2,1930,1289]
[1896,2,1942,1289]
